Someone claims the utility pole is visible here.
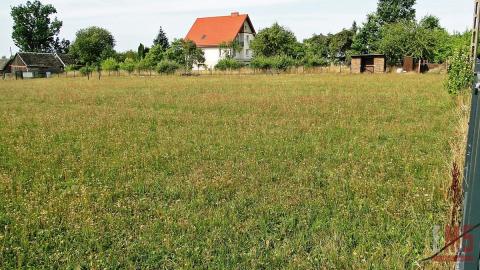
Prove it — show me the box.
[458,1,480,269]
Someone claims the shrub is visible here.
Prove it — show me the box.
[303,55,329,67]
[271,55,295,71]
[251,56,274,70]
[156,60,181,74]
[215,58,245,71]
[79,65,93,76]
[251,55,295,71]
[120,58,136,74]
[445,46,473,95]
[101,58,119,74]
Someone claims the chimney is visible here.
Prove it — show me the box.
[231,12,239,16]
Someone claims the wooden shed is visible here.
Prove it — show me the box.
[351,54,386,74]
[10,52,75,75]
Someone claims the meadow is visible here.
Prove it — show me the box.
[0,74,461,269]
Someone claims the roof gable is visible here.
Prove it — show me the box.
[186,13,255,47]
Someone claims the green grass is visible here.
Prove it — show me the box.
[0,74,457,269]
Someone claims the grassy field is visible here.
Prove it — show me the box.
[0,74,460,269]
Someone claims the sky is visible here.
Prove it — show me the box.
[0,0,474,56]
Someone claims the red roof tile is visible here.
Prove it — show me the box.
[186,13,255,47]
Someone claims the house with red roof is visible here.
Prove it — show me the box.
[186,12,256,69]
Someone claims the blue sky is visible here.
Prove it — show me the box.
[0,0,474,56]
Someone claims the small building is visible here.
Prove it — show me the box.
[186,12,256,69]
[351,54,386,74]
[10,52,76,77]
[403,56,432,73]
[0,58,12,76]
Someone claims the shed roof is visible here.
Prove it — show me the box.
[351,54,386,58]
[186,13,255,47]
[17,52,63,68]
[56,53,76,66]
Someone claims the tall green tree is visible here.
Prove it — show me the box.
[328,28,355,62]
[304,34,330,59]
[153,26,170,50]
[165,39,204,72]
[11,0,66,52]
[351,13,382,54]
[138,43,146,59]
[419,15,441,30]
[70,27,115,65]
[378,21,438,65]
[143,44,165,68]
[376,0,416,25]
[250,23,297,57]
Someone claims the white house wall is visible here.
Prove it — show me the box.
[199,48,221,70]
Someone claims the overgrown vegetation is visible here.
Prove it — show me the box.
[0,75,458,269]
[446,46,473,95]
[215,58,245,71]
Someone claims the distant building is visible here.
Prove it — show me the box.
[10,52,76,76]
[0,58,12,76]
[186,12,256,69]
[351,54,386,74]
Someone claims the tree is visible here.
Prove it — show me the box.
[376,0,416,25]
[379,21,439,65]
[328,28,355,62]
[70,27,115,65]
[138,43,146,59]
[250,23,298,57]
[304,34,330,59]
[165,39,205,72]
[181,39,205,72]
[144,44,165,67]
[52,38,70,54]
[120,58,136,75]
[351,13,382,54]
[116,50,138,62]
[11,0,64,52]
[153,26,169,50]
[101,58,119,75]
[420,15,441,30]
[219,41,243,59]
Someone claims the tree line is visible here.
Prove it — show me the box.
[9,0,472,74]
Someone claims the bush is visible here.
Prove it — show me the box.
[303,55,329,67]
[215,58,245,71]
[445,46,473,95]
[156,60,181,74]
[79,65,93,76]
[271,55,295,71]
[251,56,274,70]
[120,58,136,74]
[251,55,295,71]
[101,58,119,74]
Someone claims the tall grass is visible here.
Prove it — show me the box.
[0,74,459,269]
